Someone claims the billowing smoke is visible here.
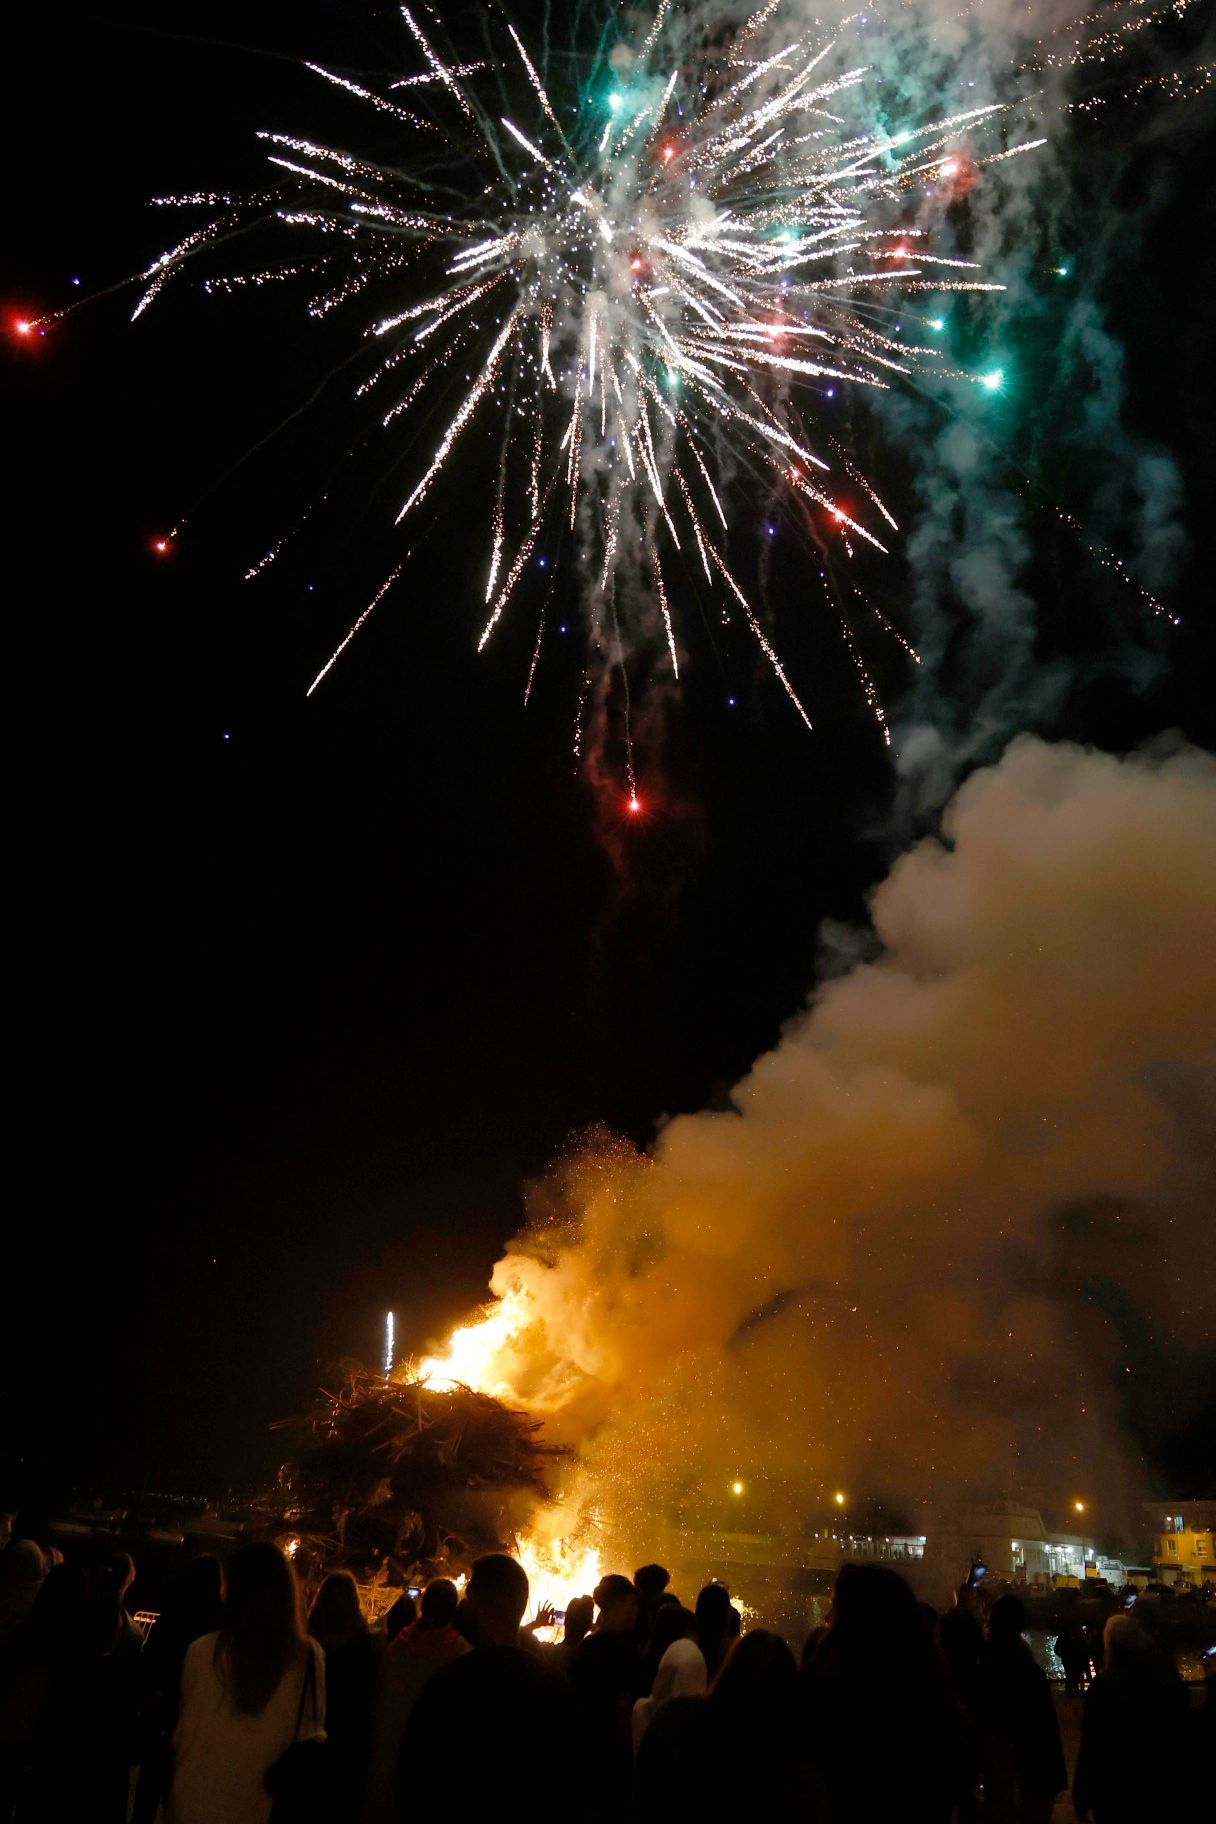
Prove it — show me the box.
[435,738,1215,1545]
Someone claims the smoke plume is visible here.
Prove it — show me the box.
[794,0,1196,809]
[439,737,1215,1544]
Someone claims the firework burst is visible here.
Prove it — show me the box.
[131,2,1039,776]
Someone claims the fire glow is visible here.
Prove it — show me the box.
[416,1288,605,1618]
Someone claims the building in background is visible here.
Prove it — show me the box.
[930,1500,1125,1588]
[1143,1499,1216,1586]
[654,1497,1128,1620]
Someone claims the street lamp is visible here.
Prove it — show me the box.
[1073,1500,1086,1516]
[731,1481,745,1497]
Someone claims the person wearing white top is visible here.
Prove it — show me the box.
[166,1543,326,1824]
[631,1636,708,1755]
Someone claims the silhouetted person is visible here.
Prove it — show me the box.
[362,1578,468,1824]
[308,1571,378,1818]
[98,1550,143,1663]
[632,1563,671,1643]
[559,1593,595,1666]
[636,1628,808,1818]
[802,1564,966,1824]
[570,1573,641,1810]
[1073,1614,1190,1821]
[975,1593,1065,1824]
[801,1619,828,1667]
[382,1594,415,1645]
[1054,1598,1089,1696]
[23,1594,135,1824]
[1085,1616,1106,1678]
[1182,1664,1214,1813]
[133,1556,224,1824]
[939,1600,983,1708]
[693,1581,736,1683]
[168,1540,325,1824]
[0,1543,45,1654]
[396,1554,579,1817]
[937,1601,984,1822]
[0,1568,88,1819]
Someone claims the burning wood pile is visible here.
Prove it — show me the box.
[267,1361,561,1591]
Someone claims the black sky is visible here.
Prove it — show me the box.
[5,2,1214,1503]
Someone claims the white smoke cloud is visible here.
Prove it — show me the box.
[443,737,1215,1543]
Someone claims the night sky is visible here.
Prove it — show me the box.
[6,2,1214,1505]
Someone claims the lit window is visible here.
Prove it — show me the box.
[1167,1539,1177,1556]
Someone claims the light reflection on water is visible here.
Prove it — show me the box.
[1027,1626,1067,1680]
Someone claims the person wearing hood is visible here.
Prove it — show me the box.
[631,1608,706,1755]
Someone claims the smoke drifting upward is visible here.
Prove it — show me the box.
[426,738,1215,1541]
[789,0,1200,813]
[723,5,1194,806]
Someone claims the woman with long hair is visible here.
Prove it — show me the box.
[801,1564,968,1824]
[168,1541,325,1824]
[306,1572,377,1818]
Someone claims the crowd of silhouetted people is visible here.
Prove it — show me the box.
[0,1527,1211,1823]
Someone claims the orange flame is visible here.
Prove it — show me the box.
[415,1292,604,1619]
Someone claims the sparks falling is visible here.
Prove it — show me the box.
[137,2,1029,766]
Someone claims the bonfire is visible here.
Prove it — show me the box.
[267,1361,562,1601]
